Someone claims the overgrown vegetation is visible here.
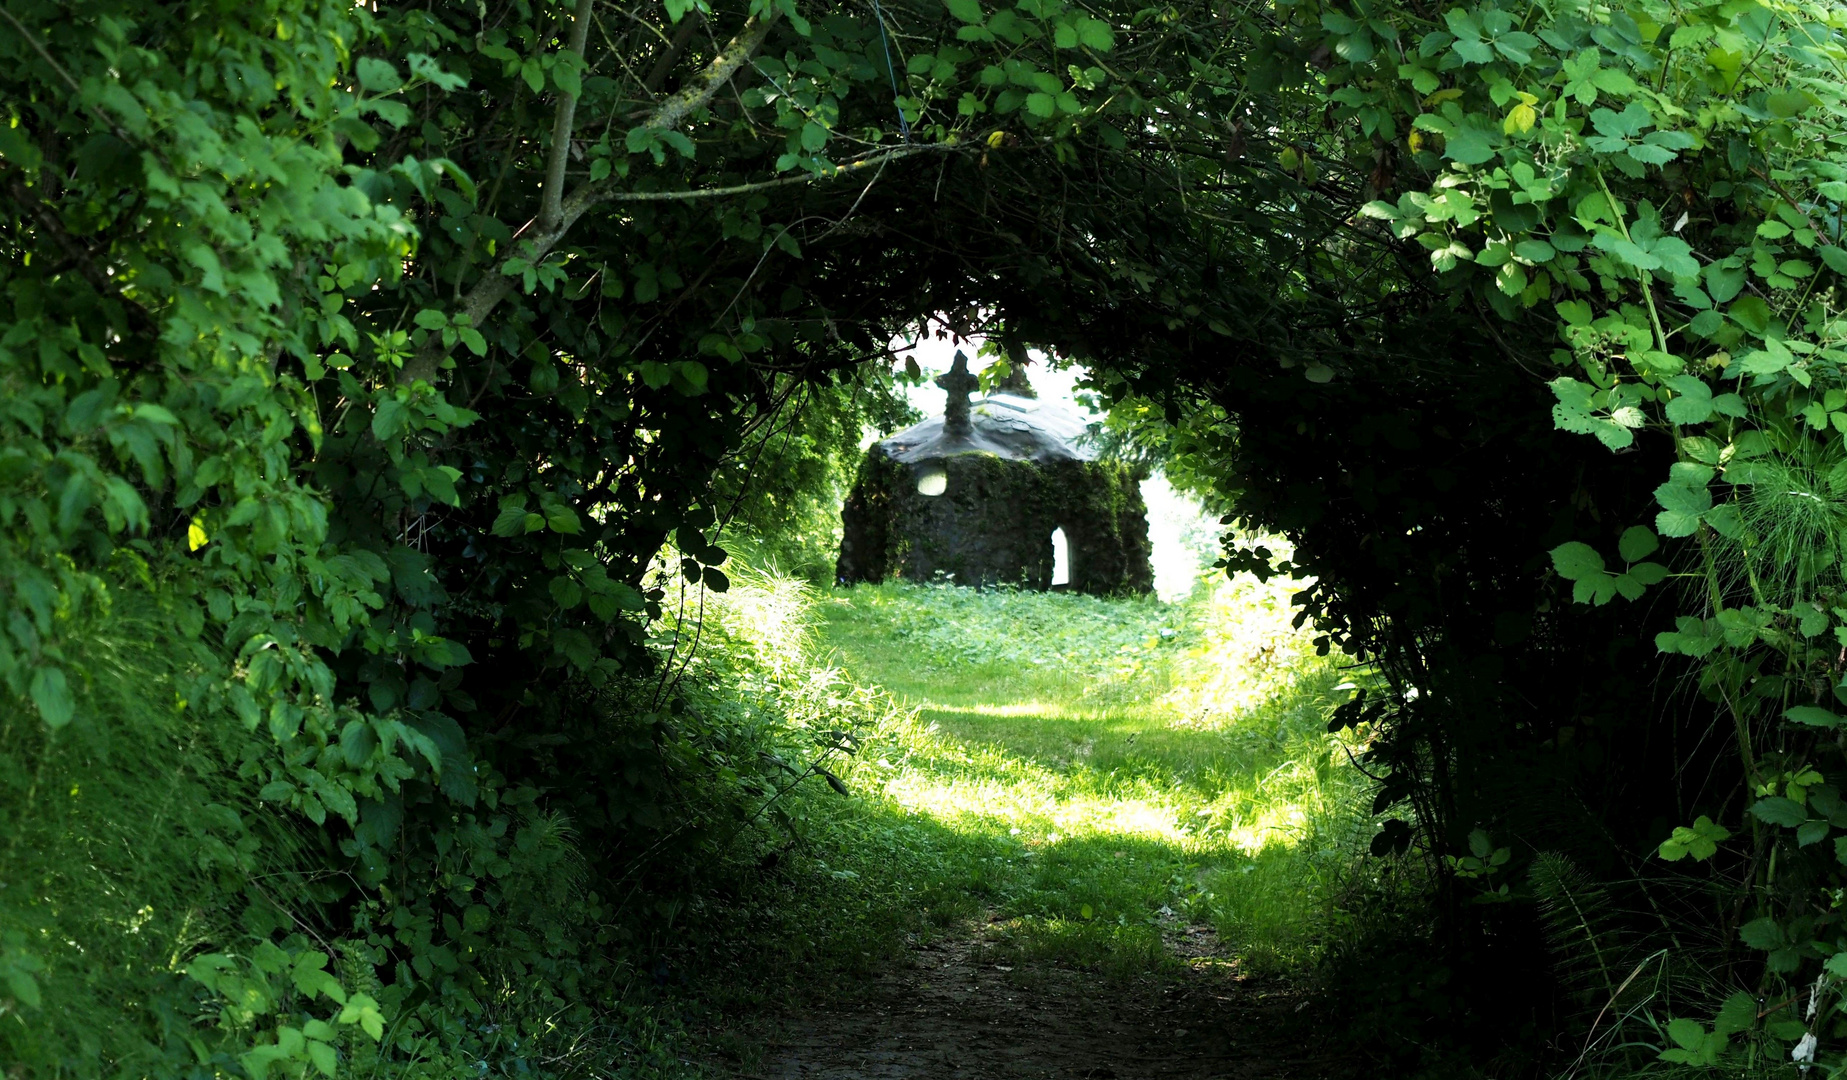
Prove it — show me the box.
[11,0,1847,1075]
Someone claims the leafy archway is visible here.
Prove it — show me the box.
[5,0,1847,1073]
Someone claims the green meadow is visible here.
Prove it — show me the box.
[690,558,1381,992]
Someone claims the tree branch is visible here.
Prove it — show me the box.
[601,143,956,204]
[402,11,779,385]
[643,13,702,96]
[537,0,597,236]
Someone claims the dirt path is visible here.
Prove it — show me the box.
[733,919,1346,1080]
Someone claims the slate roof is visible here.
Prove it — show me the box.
[879,392,1097,465]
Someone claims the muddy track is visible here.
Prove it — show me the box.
[728,921,1351,1080]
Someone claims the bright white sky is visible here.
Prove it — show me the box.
[884,335,1220,603]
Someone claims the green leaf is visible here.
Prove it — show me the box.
[1786,705,1844,728]
[1715,992,1757,1035]
[413,308,448,330]
[491,505,528,537]
[1617,526,1658,562]
[1590,101,1652,139]
[357,57,404,93]
[338,993,387,1041]
[1739,916,1785,950]
[372,398,407,441]
[1452,37,1493,64]
[1075,17,1114,51]
[1799,819,1831,846]
[550,576,583,608]
[1588,68,1637,95]
[307,1041,337,1078]
[1443,124,1497,165]
[1628,562,1668,586]
[339,721,379,768]
[1666,1018,1705,1052]
[1025,92,1055,118]
[1653,475,1711,538]
[1493,31,1538,64]
[29,666,73,728]
[1767,90,1814,118]
[624,127,659,155]
[1550,541,1605,580]
[1705,260,1747,302]
[1662,375,1713,424]
[1573,575,1619,606]
[1649,236,1700,280]
[552,60,582,98]
[945,0,984,22]
[1627,142,1674,166]
[1514,239,1555,263]
[1659,815,1730,861]
[1729,295,1772,333]
[1750,796,1806,828]
[1,953,42,1008]
[544,504,582,534]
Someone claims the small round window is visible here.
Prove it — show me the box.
[916,468,947,496]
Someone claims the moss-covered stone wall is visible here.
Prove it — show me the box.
[836,450,1152,595]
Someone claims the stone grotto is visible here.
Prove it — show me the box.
[835,352,1153,594]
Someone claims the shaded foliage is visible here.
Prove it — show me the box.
[8,0,1847,1075]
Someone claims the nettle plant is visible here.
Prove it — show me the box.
[1322,0,1847,1067]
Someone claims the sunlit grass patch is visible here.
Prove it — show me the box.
[795,568,1374,979]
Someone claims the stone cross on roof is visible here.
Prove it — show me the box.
[935,350,980,438]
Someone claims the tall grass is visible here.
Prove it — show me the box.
[0,576,272,1074]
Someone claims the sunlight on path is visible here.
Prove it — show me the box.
[728,573,1370,1080]
[806,576,1370,975]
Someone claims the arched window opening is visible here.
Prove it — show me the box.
[1051,527,1070,587]
[916,467,947,496]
